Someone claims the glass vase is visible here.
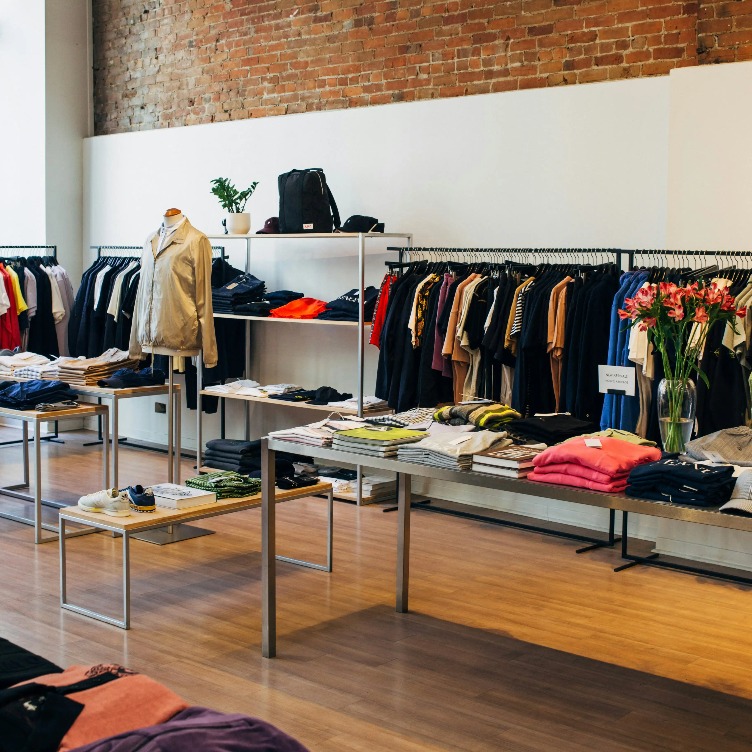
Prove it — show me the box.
[657,378,696,454]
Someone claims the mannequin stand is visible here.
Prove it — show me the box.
[133,352,214,546]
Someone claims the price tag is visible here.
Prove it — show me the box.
[597,365,636,397]
[585,438,603,448]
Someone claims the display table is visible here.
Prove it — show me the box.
[0,403,110,543]
[260,438,752,658]
[59,480,333,629]
[0,376,181,487]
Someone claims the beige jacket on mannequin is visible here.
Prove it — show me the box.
[129,218,218,368]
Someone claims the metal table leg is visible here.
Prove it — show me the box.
[262,439,276,658]
[103,407,110,489]
[22,421,29,486]
[275,487,334,572]
[34,420,42,544]
[396,471,411,613]
[244,320,251,441]
[111,395,118,488]
[167,357,174,484]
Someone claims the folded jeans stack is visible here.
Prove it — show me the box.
[185,471,262,499]
[506,414,598,445]
[97,367,166,388]
[434,403,521,430]
[203,438,296,478]
[397,430,511,470]
[212,274,266,313]
[528,437,662,493]
[0,379,77,410]
[627,459,736,506]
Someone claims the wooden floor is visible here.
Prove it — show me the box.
[2,426,752,751]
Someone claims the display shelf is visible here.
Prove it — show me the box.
[214,313,372,327]
[199,389,391,416]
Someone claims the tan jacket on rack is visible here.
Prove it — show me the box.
[128,218,218,368]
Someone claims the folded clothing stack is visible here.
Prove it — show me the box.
[332,427,425,457]
[434,402,521,430]
[397,430,511,470]
[317,287,379,322]
[325,395,388,413]
[506,414,598,445]
[212,273,266,313]
[57,349,140,386]
[528,437,662,492]
[720,470,752,515]
[97,367,166,389]
[366,407,436,429]
[232,290,303,316]
[185,471,262,499]
[268,418,365,447]
[14,356,74,380]
[627,459,736,507]
[268,385,354,405]
[0,351,51,377]
[682,427,752,467]
[0,379,77,410]
[203,438,297,478]
[269,297,327,319]
[565,428,657,447]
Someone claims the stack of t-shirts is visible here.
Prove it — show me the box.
[317,286,379,322]
[203,379,261,396]
[506,414,598,445]
[212,273,266,313]
[434,402,521,430]
[682,427,752,467]
[269,297,327,319]
[0,379,77,410]
[720,470,752,515]
[57,349,139,386]
[203,438,296,478]
[528,437,662,492]
[627,459,736,506]
[14,356,75,380]
[397,430,511,470]
[185,471,262,499]
[325,395,388,412]
[332,427,425,457]
[268,418,364,447]
[0,351,51,376]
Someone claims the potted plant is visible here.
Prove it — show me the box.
[210,177,259,234]
[619,281,746,453]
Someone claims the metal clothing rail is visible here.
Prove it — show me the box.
[628,248,752,269]
[387,246,629,269]
[91,245,227,258]
[0,245,57,260]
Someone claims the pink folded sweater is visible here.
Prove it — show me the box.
[528,470,628,493]
[532,437,661,475]
[530,462,629,484]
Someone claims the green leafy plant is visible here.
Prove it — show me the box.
[210,177,259,213]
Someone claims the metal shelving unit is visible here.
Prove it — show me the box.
[197,231,412,504]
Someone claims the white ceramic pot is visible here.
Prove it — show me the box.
[225,212,251,234]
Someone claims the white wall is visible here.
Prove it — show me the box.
[0,0,47,245]
[45,0,92,281]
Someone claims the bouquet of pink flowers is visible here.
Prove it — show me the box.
[618,281,746,450]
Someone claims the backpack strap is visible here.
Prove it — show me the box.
[326,185,341,230]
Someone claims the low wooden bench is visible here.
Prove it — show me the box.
[59,481,333,629]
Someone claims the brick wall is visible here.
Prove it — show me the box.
[93,0,752,135]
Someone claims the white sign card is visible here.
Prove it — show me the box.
[597,365,636,397]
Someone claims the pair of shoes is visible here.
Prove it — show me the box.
[124,485,156,513]
[77,485,156,516]
[78,488,131,517]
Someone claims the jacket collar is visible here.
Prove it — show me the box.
[150,218,192,259]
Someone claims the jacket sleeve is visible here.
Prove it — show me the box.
[195,234,218,368]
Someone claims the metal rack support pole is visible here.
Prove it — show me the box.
[197,357,203,472]
[167,356,174,484]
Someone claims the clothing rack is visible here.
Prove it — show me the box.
[0,245,57,261]
[92,245,227,259]
[628,248,752,269]
[0,245,63,446]
[387,246,629,269]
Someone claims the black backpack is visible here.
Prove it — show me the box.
[278,168,341,233]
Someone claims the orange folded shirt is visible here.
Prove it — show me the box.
[269,297,327,319]
[16,664,188,751]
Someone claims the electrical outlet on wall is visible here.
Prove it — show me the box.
[155,402,167,414]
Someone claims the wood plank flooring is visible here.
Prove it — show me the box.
[2,426,752,750]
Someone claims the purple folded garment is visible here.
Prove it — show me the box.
[70,705,310,752]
